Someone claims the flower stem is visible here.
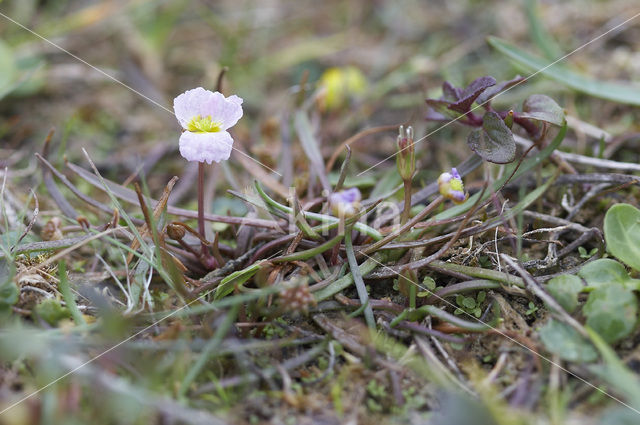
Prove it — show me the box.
[401,178,412,225]
[198,162,216,269]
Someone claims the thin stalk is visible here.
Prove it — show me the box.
[334,145,351,192]
[197,162,206,253]
[344,225,375,329]
[401,179,412,225]
[198,162,216,269]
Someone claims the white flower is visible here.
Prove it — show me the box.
[173,87,243,164]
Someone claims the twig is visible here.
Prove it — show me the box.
[334,145,351,192]
[515,133,640,172]
[367,184,488,276]
[425,280,501,304]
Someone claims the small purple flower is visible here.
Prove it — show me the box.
[329,187,362,217]
[438,168,467,204]
[173,87,243,164]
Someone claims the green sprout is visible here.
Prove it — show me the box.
[454,291,486,318]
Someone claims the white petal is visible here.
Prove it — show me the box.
[173,87,216,128]
[178,131,233,164]
[173,88,243,130]
[227,94,243,106]
[209,92,244,130]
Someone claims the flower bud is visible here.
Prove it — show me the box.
[438,168,468,204]
[504,110,514,129]
[396,125,415,181]
[329,187,362,218]
[167,223,186,240]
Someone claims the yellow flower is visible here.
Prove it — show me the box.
[318,66,367,111]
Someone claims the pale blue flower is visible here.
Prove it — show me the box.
[329,187,362,217]
[438,168,467,204]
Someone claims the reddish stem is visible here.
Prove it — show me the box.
[198,162,217,269]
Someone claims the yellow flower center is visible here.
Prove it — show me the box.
[450,179,464,192]
[186,115,222,133]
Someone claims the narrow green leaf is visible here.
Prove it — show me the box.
[344,229,375,329]
[524,0,563,60]
[0,258,18,309]
[487,36,640,106]
[294,111,330,192]
[214,261,265,300]
[58,261,86,326]
[178,304,238,397]
[0,40,17,100]
[587,328,640,409]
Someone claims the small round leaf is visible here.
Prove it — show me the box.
[539,319,598,363]
[519,94,566,126]
[583,285,638,344]
[467,111,516,164]
[578,259,632,290]
[604,203,640,271]
[545,274,583,313]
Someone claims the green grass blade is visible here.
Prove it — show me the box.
[487,36,640,106]
[344,229,375,329]
[524,0,563,60]
[178,304,239,397]
[58,260,86,326]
